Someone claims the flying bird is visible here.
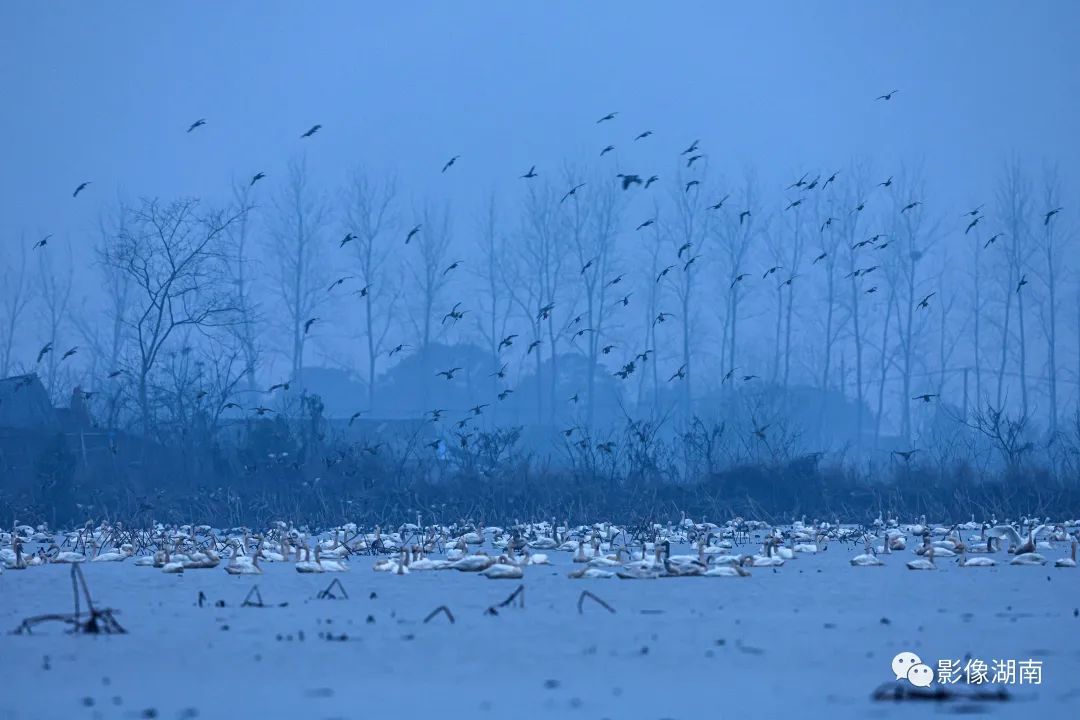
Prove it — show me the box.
[442,155,459,172]
[348,411,366,426]
[498,389,513,401]
[820,217,837,232]
[822,171,840,189]
[250,172,266,186]
[901,201,921,213]
[983,233,1002,249]
[33,235,50,250]
[878,176,893,188]
[580,258,594,274]
[60,346,78,361]
[561,183,586,203]
[187,118,206,132]
[684,180,700,193]
[686,154,703,168]
[618,173,643,189]
[72,182,91,198]
[785,199,803,211]
[654,312,674,325]
[596,112,618,123]
[606,274,624,287]
[656,265,674,283]
[875,89,899,101]
[339,233,356,248]
[864,286,878,294]
[912,394,938,403]
[813,251,827,264]
[1016,275,1028,293]
[963,205,984,217]
[677,241,692,258]
[645,175,659,189]
[268,382,290,393]
[739,210,751,225]
[521,165,537,179]
[731,273,750,288]
[436,367,462,380]
[787,173,809,190]
[499,334,518,350]
[709,195,730,210]
[634,130,652,140]
[327,276,352,292]
[405,224,421,244]
[389,343,409,357]
[527,339,542,354]
[537,303,555,320]
[303,317,319,334]
[300,124,322,138]
[763,265,782,279]
[753,424,770,441]
[681,139,699,155]
[1044,207,1063,225]
[851,200,866,214]
[600,145,615,157]
[36,343,52,364]
[491,363,508,378]
[892,449,919,462]
[683,255,700,271]
[917,292,936,309]
[442,260,462,276]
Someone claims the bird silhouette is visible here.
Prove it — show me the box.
[892,449,919,462]
[820,217,837,232]
[600,145,615,157]
[787,173,809,190]
[537,303,555,320]
[355,284,372,298]
[912,393,938,403]
[327,276,352,292]
[878,176,893,188]
[656,265,674,282]
[300,124,322,138]
[268,382,290,393]
[785,199,803,211]
[1016,275,1028,293]
[36,343,52,363]
[731,273,750,288]
[569,393,579,403]
[822,171,840,189]
[851,200,866,214]
[875,90,899,101]
[813,251,828,265]
[521,165,537,179]
[983,233,1002,248]
[606,274,624,287]
[579,258,594,274]
[636,218,654,231]
[442,155,459,172]
[683,255,700,272]
[865,286,878,294]
[187,118,206,132]
[470,403,489,416]
[634,130,652,140]
[752,424,770,440]
[763,265,782,279]
[389,343,409,357]
[780,274,798,288]
[963,205,984,217]
[596,112,618,123]
[739,210,751,225]
[60,346,78,361]
[805,175,821,191]
[427,409,444,421]
[917,292,936,309]
[442,260,462,276]
[684,180,699,193]
[654,312,674,325]
[709,195,730,210]
[339,233,357,248]
[33,235,50,250]
[602,344,616,355]
[618,173,642,189]
[491,362,508,378]
[686,154,703,168]
[527,339,542,354]
[1044,207,1063,225]
[405,224,421,244]
[901,201,922,213]
[498,334,518,350]
[618,293,631,307]
[250,172,266,186]
[561,183,586,203]
[498,389,513,401]
[681,139,699,155]
[677,242,692,258]
[303,317,319,334]
[72,182,91,198]
[965,216,982,234]
[442,303,466,324]
[436,367,462,380]
[645,175,659,189]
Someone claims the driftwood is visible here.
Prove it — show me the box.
[577,590,615,615]
[316,578,348,600]
[11,564,127,635]
[423,605,455,624]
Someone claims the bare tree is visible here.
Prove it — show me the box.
[406,203,453,351]
[224,180,261,398]
[343,170,398,406]
[0,241,34,377]
[267,157,331,389]
[101,197,243,434]
[1037,166,1064,434]
[34,241,74,399]
[992,160,1034,414]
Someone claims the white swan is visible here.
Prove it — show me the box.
[482,558,524,579]
[704,564,750,577]
[906,546,936,570]
[957,549,997,567]
[296,546,325,573]
[1009,552,1047,566]
[225,544,262,575]
[1054,541,1077,568]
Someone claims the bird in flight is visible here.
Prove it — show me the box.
[686,154,704,168]
[668,364,687,382]
[60,346,78,362]
[33,235,50,250]
[499,334,518,350]
[636,218,654,231]
[787,173,808,190]
[436,367,462,380]
[645,175,659,189]
[469,404,489,416]
[634,130,652,140]
[73,182,91,198]
[600,145,615,157]
[1044,207,1063,225]
[654,312,674,325]
[681,139,699,155]
[878,176,893,188]
[580,258,594,275]
[268,382,290,393]
[683,255,700,272]
[537,303,555,320]
[963,205,983,217]
[822,171,840,190]
[752,424,770,441]
[785,199,803,211]
[327,276,353,292]
[677,242,692,258]
[498,389,513,401]
[892,449,918,462]
[561,183,586,203]
[618,173,643,190]
[340,233,356,248]
[709,195,730,210]
[820,217,837,232]
[656,265,674,283]
[739,210,751,225]
[875,89,899,101]
[606,274,624,287]
[912,393,938,403]
[442,302,466,324]
[303,317,319,334]
[900,201,922,213]
[864,286,878,294]
[602,344,616,355]
[527,339,542,355]
[851,200,866,214]
[348,411,366,426]
[300,124,322,138]
[405,224,421,244]
[685,180,699,193]
[1016,275,1028,293]
[813,251,827,265]
[983,233,1002,249]
[442,155,459,173]
[596,112,618,123]
[730,273,750,288]
[762,265,782,279]
[187,118,206,133]
[521,165,537,179]
[442,260,462,276]
[389,343,409,357]
[36,343,53,364]
[965,216,982,234]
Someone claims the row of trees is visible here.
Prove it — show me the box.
[0,156,1075,459]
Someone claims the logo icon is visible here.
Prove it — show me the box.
[892,651,934,687]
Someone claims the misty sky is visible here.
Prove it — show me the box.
[3,2,1078,258]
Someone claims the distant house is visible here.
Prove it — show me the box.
[0,374,92,432]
